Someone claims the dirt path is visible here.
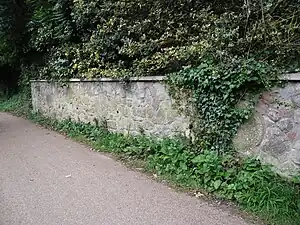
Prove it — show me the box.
[0,113,252,225]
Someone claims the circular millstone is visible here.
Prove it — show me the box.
[233,112,265,156]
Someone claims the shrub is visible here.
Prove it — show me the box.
[26,0,299,79]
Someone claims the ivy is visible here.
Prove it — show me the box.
[23,0,300,80]
[169,57,278,152]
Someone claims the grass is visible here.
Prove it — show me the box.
[1,92,300,225]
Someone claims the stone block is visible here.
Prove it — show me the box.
[278,83,295,100]
[294,109,300,124]
[289,149,300,167]
[233,113,264,155]
[277,118,293,133]
[292,93,300,107]
[267,107,282,122]
[107,120,117,130]
[261,138,290,157]
[260,92,276,104]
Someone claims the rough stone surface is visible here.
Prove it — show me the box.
[289,149,300,166]
[292,93,300,107]
[31,81,189,137]
[235,82,300,177]
[233,113,264,156]
[31,80,300,177]
[277,118,294,133]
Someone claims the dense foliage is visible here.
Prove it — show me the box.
[0,0,299,151]
[169,59,277,151]
[0,0,28,94]
[29,0,300,79]
[1,0,299,79]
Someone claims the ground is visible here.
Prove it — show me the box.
[0,113,251,225]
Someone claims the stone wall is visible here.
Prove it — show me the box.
[234,74,300,177]
[31,75,300,177]
[31,77,189,137]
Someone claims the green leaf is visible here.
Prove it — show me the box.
[213,180,222,190]
[192,155,205,164]
[180,161,188,171]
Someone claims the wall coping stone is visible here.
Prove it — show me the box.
[282,73,300,81]
[31,76,166,83]
[30,73,300,82]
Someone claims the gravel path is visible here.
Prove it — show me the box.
[0,113,252,225]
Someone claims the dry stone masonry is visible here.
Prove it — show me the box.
[234,74,300,177]
[31,77,189,137]
[31,75,300,177]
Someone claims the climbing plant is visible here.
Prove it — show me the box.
[169,58,277,152]
[33,0,299,79]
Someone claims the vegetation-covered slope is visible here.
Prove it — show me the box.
[0,0,299,82]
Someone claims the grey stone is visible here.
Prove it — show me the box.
[46,95,53,105]
[294,83,300,92]
[265,127,284,137]
[107,120,117,129]
[280,107,294,118]
[291,93,300,107]
[263,116,275,128]
[170,120,188,131]
[261,138,290,157]
[278,83,295,100]
[280,161,293,171]
[233,113,264,155]
[293,140,300,150]
[140,120,155,131]
[289,149,300,166]
[260,91,276,104]
[277,118,293,133]
[153,108,167,124]
[294,110,300,124]
[260,127,291,158]
[267,107,282,122]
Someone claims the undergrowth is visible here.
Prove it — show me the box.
[0,90,32,116]
[1,94,300,225]
[168,59,278,152]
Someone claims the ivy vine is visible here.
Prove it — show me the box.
[169,57,278,152]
